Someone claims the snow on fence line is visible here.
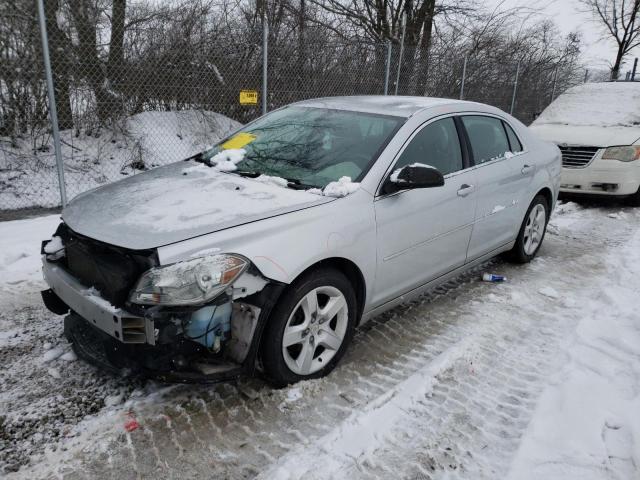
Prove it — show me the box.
[0,111,241,211]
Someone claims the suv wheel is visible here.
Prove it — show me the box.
[507,194,549,263]
[261,268,357,387]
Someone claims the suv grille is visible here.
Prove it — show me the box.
[56,224,155,308]
[558,146,600,168]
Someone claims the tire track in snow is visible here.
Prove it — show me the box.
[259,336,476,479]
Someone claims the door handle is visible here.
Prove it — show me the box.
[521,164,534,175]
[457,184,475,197]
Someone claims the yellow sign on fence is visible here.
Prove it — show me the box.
[239,90,258,105]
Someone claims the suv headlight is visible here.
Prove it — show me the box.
[130,254,248,306]
[602,146,640,162]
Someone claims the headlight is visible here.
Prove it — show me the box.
[602,146,640,162]
[130,254,248,306]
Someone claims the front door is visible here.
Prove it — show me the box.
[372,117,478,307]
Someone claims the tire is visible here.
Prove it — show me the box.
[260,268,358,387]
[506,194,550,264]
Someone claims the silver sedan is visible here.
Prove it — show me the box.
[41,96,561,385]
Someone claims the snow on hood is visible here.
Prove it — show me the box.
[208,148,246,171]
[62,161,333,250]
[530,123,640,148]
[533,82,640,128]
[308,176,360,198]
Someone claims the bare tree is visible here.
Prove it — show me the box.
[580,0,640,80]
[308,0,474,93]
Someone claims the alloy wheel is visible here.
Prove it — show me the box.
[523,203,546,255]
[281,286,349,375]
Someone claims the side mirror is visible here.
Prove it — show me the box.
[383,163,445,194]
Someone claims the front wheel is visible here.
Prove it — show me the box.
[507,194,549,263]
[260,268,357,387]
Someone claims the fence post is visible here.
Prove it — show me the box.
[460,55,468,100]
[510,61,520,115]
[384,40,392,95]
[584,69,589,83]
[550,65,558,101]
[262,14,268,116]
[36,0,67,207]
[632,58,638,81]
[394,12,406,96]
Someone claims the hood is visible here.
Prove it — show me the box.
[62,161,333,250]
[529,123,640,148]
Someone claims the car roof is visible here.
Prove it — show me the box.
[292,95,476,118]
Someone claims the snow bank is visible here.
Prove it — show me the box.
[507,219,640,480]
[533,82,640,127]
[0,110,241,209]
[0,214,61,307]
[125,110,241,164]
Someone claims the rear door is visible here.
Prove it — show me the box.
[372,116,478,307]
[461,115,531,260]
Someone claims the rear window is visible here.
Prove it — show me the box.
[503,122,523,152]
[462,116,510,164]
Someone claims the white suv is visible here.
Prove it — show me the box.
[530,82,640,205]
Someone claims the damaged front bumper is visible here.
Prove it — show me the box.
[43,262,155,344]
[42,256,285,383]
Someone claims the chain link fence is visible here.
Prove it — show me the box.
[1,2,587,212]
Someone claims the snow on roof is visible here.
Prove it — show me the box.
[533,82,640,128]
[293,95,466,117]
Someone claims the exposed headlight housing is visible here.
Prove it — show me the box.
[130,254,248,306]
[602,146,640,162]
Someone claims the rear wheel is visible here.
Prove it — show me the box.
[507,194,549,263]
[261,268,357,387]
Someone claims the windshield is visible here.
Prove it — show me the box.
[534,82,640,128]
[202,106,404,188]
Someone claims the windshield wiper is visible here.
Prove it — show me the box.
[191,152,220,167]
[233,169,262,178]
[229,170,319,190]
[283,178,320,190]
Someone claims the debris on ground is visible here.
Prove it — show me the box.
[124,414,140,433]
[482,273,507,282]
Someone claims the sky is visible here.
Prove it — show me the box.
[485,0,639,72]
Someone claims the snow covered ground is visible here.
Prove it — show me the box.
[1,200,639,479]
[0,110,240,209]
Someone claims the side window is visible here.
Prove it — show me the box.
[461,116,510,164]
[503,121,523,152]
[394,118,463,176]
